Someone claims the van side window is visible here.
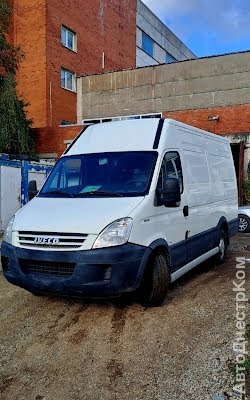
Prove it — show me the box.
[157,152,183,193]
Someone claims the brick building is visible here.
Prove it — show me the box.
[77,51,250,204]
[8,0,195,158]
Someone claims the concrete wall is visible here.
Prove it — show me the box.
[77,51,250,121]
[136,0,196,67]
[77,51,250,182]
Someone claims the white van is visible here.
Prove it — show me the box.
[2,119,238,306]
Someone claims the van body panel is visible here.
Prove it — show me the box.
[67,119,160,155]
[12,196,144,241]
[2,118,238,299]
[228,218,239,237]
[2,241,150,296]
[129,191,189,266]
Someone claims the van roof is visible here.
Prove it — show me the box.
[65,118,228,156]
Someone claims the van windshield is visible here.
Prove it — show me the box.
[39,151,158,198]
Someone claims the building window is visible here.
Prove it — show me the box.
[61,26,76,51]
[82,113,162,125]
[142,32,154,57]
[166,52,176,63]
[61,68,76,92]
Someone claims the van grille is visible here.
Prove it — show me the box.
[19,259,75,277]
[17,231,88,250]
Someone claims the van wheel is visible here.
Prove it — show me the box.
[140,251,171,307]
[215,230,227,264]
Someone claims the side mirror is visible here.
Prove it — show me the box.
[157,177,181,207]
[28,180,38,201]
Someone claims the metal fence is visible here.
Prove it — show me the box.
[0,155,54,231]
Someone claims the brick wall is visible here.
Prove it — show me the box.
[34,125,85,157]
[46,0,136,128]
[163,104,250,136]
[34,104,250,159]
[9,0,137,155]
[12,0,47,128]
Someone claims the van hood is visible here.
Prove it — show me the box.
[13,196,144,234]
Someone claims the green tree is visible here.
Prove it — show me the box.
[0,0,34,156]
[243,161,250,205]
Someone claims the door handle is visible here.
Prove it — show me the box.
[183,205,189,217]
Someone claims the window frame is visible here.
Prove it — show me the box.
[39,151,159,198]
[61,68,76,92]
[157,151,184,194]
[166,52,176,64]
[61,25,77,52]
[141,32,154,58]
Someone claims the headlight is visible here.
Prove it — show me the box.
[93,218,133,249]
[3,216,15,245]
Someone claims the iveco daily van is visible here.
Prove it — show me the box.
[2,119,238,306]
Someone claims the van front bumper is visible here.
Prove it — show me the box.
[1,242,151,297]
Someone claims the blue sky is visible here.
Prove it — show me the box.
[142,0,250,57]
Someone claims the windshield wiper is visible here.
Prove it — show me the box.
[94,191,124,197]
[41,190,75,198]
[76,191,124,198]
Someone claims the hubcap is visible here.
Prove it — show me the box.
[239,217,248,232]
[219,237,225,259]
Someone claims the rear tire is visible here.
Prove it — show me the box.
[215,230,227,264]
[140,251,171,307]
[239,214,250,233]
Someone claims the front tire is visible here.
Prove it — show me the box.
[140,251,170,307]
[239,214,250,233]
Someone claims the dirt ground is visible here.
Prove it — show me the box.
[0,236,249,400]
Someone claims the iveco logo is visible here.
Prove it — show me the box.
[34,237,60,245]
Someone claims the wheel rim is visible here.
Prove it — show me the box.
[239,217,248,232]
[219,237,225,259]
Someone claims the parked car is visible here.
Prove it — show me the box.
[239,206,250,233]
[1,119,238,306]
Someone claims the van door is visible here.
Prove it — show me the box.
[182,150,215,262]
[155,151,189,271]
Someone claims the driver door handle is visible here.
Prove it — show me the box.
[183,205,189,217]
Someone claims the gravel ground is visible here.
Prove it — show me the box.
[0,235,249,400]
